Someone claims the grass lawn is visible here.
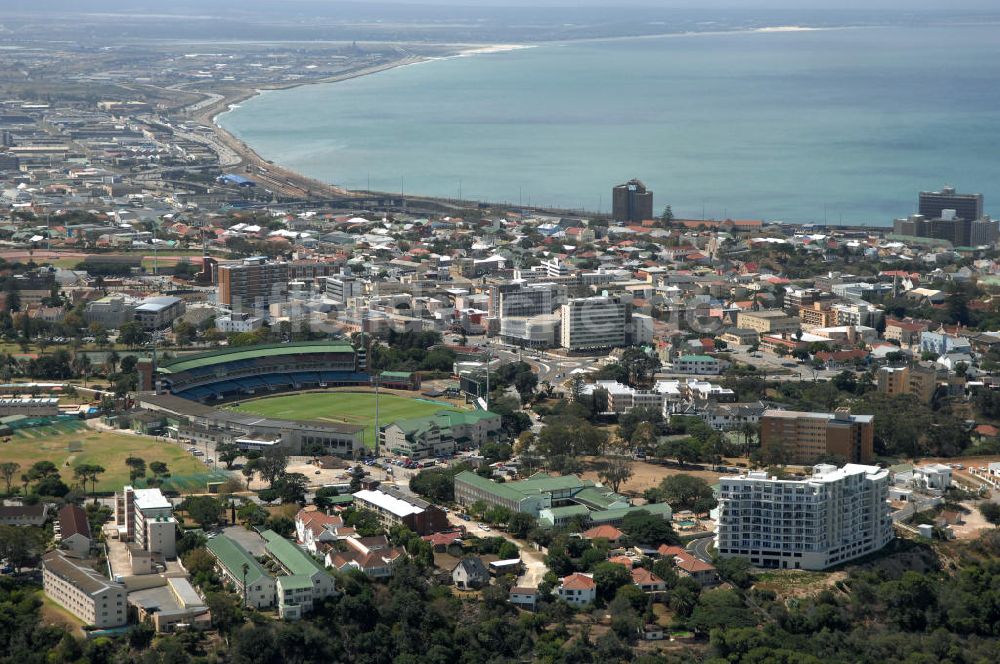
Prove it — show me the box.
[0,421,227,494]
[228,391,467,448]
[39,592,86,631]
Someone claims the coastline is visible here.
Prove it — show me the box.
[192,25,968,221]
[194,27,861,207]
[198,44,536,202]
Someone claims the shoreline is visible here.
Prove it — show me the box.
[192,26,959,222]
[198,43,538,203]
[197,25,852,201]
[194,56,433,199]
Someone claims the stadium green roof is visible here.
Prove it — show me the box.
[380,371,413,379]
[159,341,355,374]
[206,535,269,586]
[261,529,327,576]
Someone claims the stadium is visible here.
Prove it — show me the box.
[136,341,496,461]
[145,341,372,402]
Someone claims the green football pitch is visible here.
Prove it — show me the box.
[228,391,465,448]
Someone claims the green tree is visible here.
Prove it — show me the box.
[258,446,289,488]
[205,591,245,634]
[619,510,678,547]
[0,462,20,495]
[659,474,716,512]
[592,561,632,603]
[266,515,295,538]
[238,501,268,526]
[182,495,222,529]
[119,321,150,348]
[597,455,634,493]
[217,442,241,469]
[181,546,217,576]
[979,501,1000,528]
[72,463,105,503]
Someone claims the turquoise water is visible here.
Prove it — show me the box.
[218,24,1000,225]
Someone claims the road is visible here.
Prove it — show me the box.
[446,514,548,588]
[687,534,716,564]
[483,339,597,387]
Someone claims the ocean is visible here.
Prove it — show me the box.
[217,24,1000,225]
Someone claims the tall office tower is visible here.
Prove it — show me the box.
[716,463,892,570]
[612,179,654,223]
[918,185,983,222]
[217,257,289,311]
[560,295,628,351]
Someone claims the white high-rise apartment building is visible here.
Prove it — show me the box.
[716,464,893,570]
[115,486,177,558]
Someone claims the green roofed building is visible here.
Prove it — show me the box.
[379,371,421,390]
[158,341,357,375]
[261,530,337,618]
[454,471,672,528]
[381,409,501,459]
[146,340,366,399]
[205,535,275,609]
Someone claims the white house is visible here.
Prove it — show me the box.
[557,572,596,607]
[913,464,952,491]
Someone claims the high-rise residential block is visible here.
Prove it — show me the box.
[716,463,893,570]
[759,408,874,465]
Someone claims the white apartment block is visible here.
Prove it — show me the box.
[42,550,127,628]
[716,463,893,570]
[216,313,264,333]
[114,486,177,558]
[673,355,722,375]
[560,296,627,351]
[580,379,734,417]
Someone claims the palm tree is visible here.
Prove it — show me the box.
[241,562,250,609]
[106,350,120,375]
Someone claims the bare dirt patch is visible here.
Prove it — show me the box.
[579,458,724,497]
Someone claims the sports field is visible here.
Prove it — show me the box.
[228,391,466,448]
[0,420,227,494]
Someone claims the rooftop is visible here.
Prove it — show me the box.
[42,550,122,596]
[206,534,270,587]
[354,489,424,518]
[158,341,355,374]
[132,487,171,511]
[261,529,326,576]
[58,504,91,540]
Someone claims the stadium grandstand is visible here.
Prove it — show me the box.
[144,341,369,403]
